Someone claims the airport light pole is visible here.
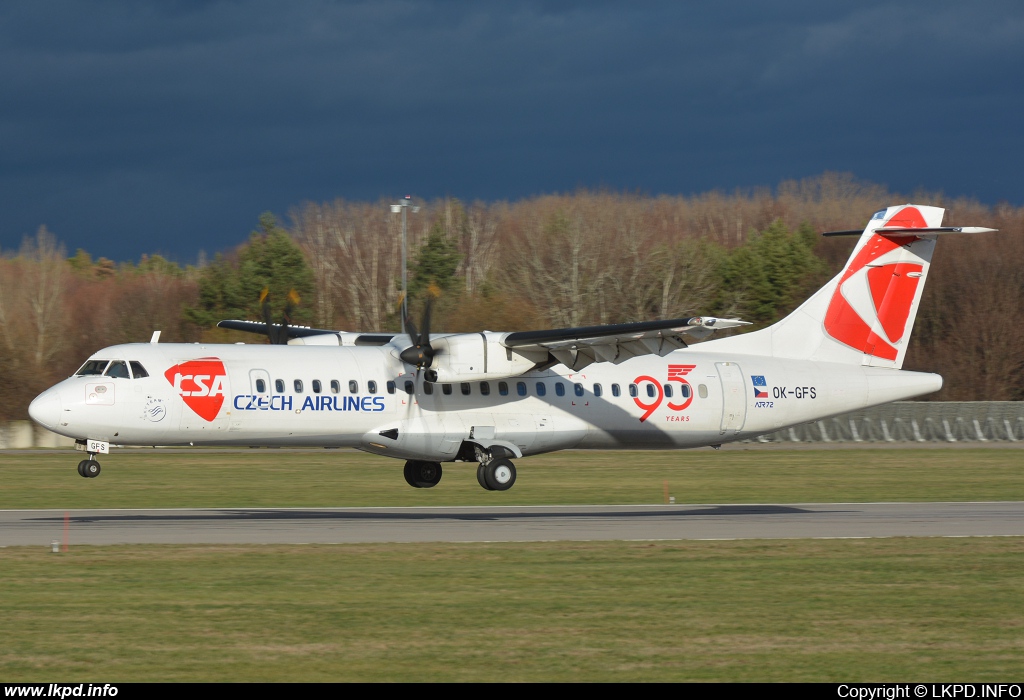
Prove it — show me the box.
[390,196,420,334]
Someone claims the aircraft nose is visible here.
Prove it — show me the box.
[28,390,62,429]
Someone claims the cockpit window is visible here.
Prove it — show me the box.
[129,361,149,378]
[76,360,110,376]
[105,361,130,379]
[871,209,887,220]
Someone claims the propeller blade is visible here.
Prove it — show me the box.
[278,289,300,345]
[259,288,279,344]
[258,287,298,345]
[399,297,436,369]
[405,312,420,348]
[420,296,432,345]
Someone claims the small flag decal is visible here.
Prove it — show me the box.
[751,375,768,398]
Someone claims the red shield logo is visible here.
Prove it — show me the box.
[164,358,228,422]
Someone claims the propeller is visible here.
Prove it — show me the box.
[259,288,301,345]
[399,296,435,369]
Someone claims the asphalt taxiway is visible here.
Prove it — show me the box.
[2,501,1023,546]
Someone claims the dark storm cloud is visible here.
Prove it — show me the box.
[1,0,1022,260]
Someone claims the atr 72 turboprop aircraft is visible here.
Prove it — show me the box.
[28,204,996,491]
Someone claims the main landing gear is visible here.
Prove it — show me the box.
[77,458,101,478]
[401,452,518,491]
[404,460,442,488]
[477,458,516,491]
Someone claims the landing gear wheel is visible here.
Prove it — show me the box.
[403,461,422,488]
[83,460,100,478]
[477,464,493,491]
[404,460,442,488]
[483,458,516,491]
[77,460,89,478]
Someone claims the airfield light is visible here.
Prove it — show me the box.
[390,197,420,334]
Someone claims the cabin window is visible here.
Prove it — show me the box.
[555,382,565,397]
[698,384,708,399]
[498,382,509,396]
[386,381,396,395]
[611,383,620,397]
[329,380,339,393]
[442,383,453,395]
[76,360,109,376]
[517,382,527,397]
[681,384,692,398]
[129,361,149,378]
[480,382,490,396]
[105,361,130,379]
[349,380,358,394]
[255,379,266,393]
[664,384,673,398]
[629,384,638,397]
[461,383,471,396]
[294,379,304,393]
[646,383,656,398]
[593,383,602,397]
[423,382,433,395]
[536,382,546,397]
[312,380,322,394]
[276,379,285,393]
[404,380,414,394]
[368,380,377,394]
[574,383,584,397]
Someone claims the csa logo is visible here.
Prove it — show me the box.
[164,358,228,422]
[823,205,926,361]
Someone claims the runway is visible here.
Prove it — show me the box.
[2,501,1023,546]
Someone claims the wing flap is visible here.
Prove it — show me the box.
[503,316,749,371]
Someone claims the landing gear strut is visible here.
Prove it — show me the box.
[404,460,442,488]
[77,458,100,478]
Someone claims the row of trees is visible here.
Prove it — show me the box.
[1,173,1021,419]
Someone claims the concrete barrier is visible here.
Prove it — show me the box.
[0,421,75,449]
[751,401,1024,444]
[33,425,76,448]
[1,421,36,449]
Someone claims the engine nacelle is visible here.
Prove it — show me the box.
[427,332,545,383]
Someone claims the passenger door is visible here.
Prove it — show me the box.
[716,361,747,435]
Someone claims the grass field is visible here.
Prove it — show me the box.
[2,537,1023,681]
[2,447,1022,681]
[1,446,1023,509]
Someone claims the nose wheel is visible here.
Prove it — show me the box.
[77,459,101,478]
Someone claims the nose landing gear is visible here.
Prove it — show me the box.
[77,458,101,478]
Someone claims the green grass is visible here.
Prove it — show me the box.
[2,538,1023,681]
[1,447,1023,509]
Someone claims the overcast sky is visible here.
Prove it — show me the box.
[1,0,1022,262]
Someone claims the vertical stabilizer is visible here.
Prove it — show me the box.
[706,204,945,368]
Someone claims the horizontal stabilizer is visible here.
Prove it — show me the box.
[824,226,998,237]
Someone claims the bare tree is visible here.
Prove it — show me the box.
[20,227,68,368]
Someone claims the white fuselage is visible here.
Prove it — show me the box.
[30,340,942,462]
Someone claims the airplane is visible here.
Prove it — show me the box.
[27,204,997,491]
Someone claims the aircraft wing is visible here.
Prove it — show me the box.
[501,316,749,371]
[217,320,340,339]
